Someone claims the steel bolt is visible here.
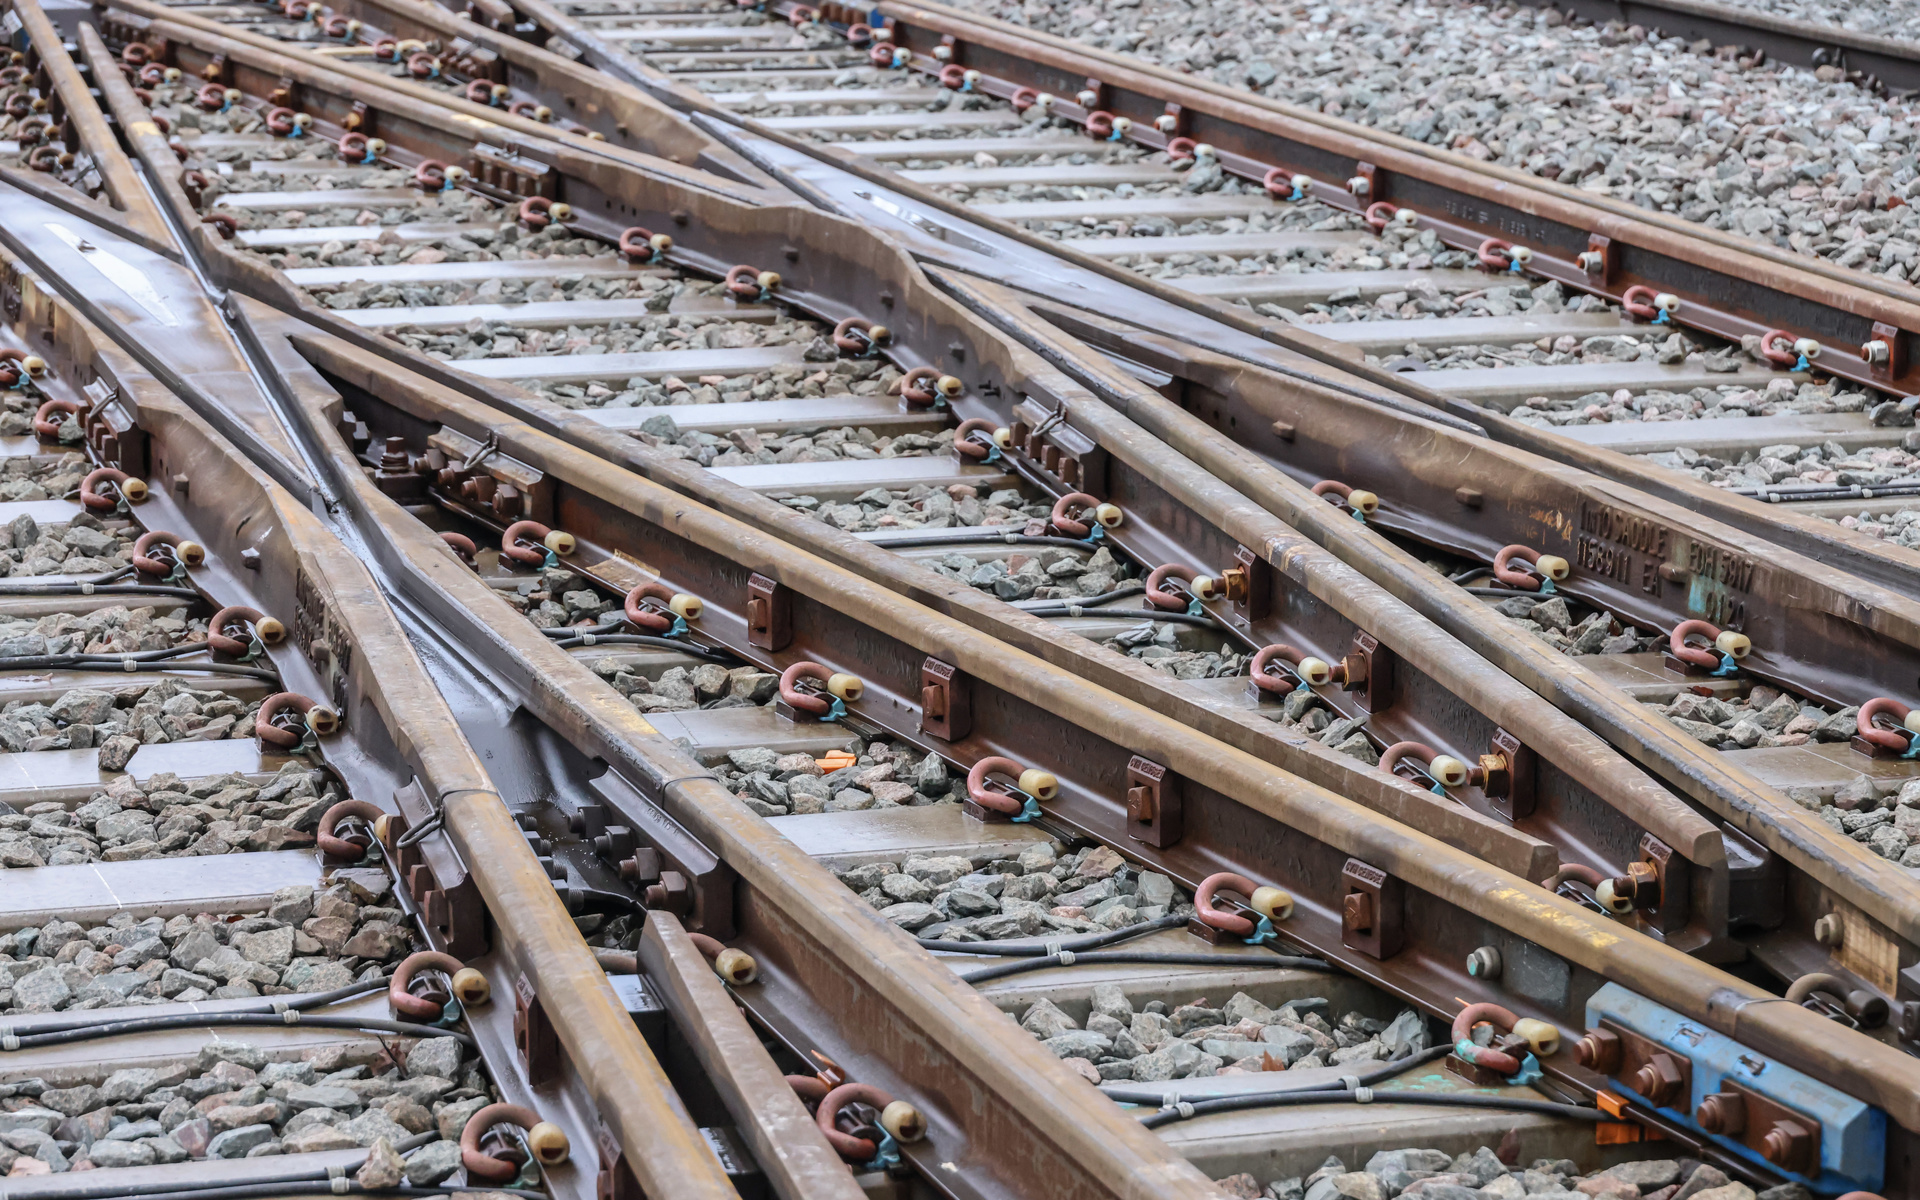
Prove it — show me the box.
[1465,945,1502,979]
[1696,1091,1745,1134]
[1573,1027,1621,1073]
[1632,1052,1686,1107]
[1814,913,1845,947]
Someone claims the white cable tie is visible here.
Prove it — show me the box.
[1067,604,1083,617]
[281,1009,300,1024]
[1004,532,1018,543]
[1,1025,15,1051]
[328,1166,346,1180]
[1353,1086,1374,1103]
[79,582,94,595]
[582,633,597,646]
[1160,1090,1180,1111]
[121,656,136,672]
[1044,939,1062,956]
[331,1177,350,1194]
[1175,1101,1195,1118]
[1057,950,1076,965]
[271,1000,290,1014]
[1339,1074,1360,1090]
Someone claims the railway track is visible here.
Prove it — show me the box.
[70,0,1920,982]
[0,0,1916,1195]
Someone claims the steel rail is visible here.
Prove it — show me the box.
[3,0,176,251]
[236,289,1231,1200]
[96,6,1784,962]
[860,0,1920,399]
[237,293,1920,1179]
[1540,0,1920,93]
[960,279,1920,985]
[91,0,779,184]
[259,0,1920,615]
[0,243,747,1199]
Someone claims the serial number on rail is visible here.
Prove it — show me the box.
[1575,502,1756,623]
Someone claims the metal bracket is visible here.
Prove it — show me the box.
[595,1119,642,1200]
[384,784,487,959]
[1226,545,1272,622]
[513,972,561,1087]
[1699,1076,1821,1175]
[1343,632,1394,712]
[1340,858,1403,958]
[473,142,554,198]
[917,656,970,741]
[268,74,293,107]
[745,573,790,651]
[591,769,734,938]
[1125,754,1182,848]
[1479,728,1534,819]
[1579,1018,1691,1110]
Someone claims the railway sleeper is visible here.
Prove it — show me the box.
[87,6,1788,977]
[0,240,858,1200]
[225,274,1920,1200]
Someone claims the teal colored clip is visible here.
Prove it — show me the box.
[1289,184,1305,201]
[1011,795,1042,823]
[1509,1053,1543,1086]
[983,445,1001,464]
[1794,352,1810,371]
[667,615,688,638]
[1429,780,1447,796]
[1351,508,1366,523]
[1652,310,1671,325]
[1710,652,1740,677]
[862,1133,901,1173]
[1901,735,1920,760]
[822,697,847,722]
[1537,578,1557,595]
[1243,915,1276,946]
[1186,598,1203,617]
[542,550,560,570]
[1085,524,1104,543]
[435,998,464,1028]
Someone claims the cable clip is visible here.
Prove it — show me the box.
[1011,794,1042,823]
[1,1026,16,1051]
[1354,1086,1374,1103]
[1508,1052,1543,1086]
[1054,949,1076,965]
[667,615,689,638]
[1185,598,1203,617]
[1044,939,1062,956]
[282,1009,301,1024]
[329,1164,350,1193]
[861,1131,901,1173]
[79,582,93,595]
[821,697,847,722]
[1174,1101,1195,1118]
[1710,652,1740,677]
[1339,1074,1361,1090]
[1653,309,1672,325]
[1536,578,1557,595]
[1794,352,1810,371]
[580,633,597,646]
[1085,523,1105,543]
[1243,915,1277,946]
[122,656,137,672]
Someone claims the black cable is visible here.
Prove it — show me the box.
[920,912,1185,955]
[955,950,1330,984]
[12,975,391,1035]
[78,1187,544,1200]
[0,581,201,599]
[869,532,1096,551]
[1102,1044,1451,1107]
[1448,566,1492,584]
[1137,1087,1604,1130]
[28,1133,453,1200]
[545,632,735,660]
[1011,586,1146,610]
[1023,606,1220,627]
[0,655,281,681]
[4,1012,473,1051]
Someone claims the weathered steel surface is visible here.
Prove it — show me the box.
[989,288,1920,976]
[247,300,1920,1148]
[3,247,739,1199]
[874,0,1920,398]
